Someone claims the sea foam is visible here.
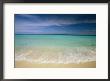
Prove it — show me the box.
[15,47,96,64]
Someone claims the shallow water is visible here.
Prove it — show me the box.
[15,35,96,64]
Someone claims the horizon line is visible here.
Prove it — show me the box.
[15,34,96,36]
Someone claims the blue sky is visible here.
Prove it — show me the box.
[15,14,96,35]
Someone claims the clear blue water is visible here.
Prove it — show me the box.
[15,35,96,64]
[15,35,96,48]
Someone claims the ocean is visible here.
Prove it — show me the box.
[15,35,96,64]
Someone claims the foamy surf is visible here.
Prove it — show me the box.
[15,47,96,64]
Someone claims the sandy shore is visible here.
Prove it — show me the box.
[15,61,96,68]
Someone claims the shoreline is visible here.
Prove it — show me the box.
[15,61,96,68]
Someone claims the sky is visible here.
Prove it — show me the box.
[15,14,96,35]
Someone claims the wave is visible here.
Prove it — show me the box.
[15,47,96,64]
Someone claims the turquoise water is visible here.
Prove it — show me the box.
[15,35,96,64]
[15,35,96,48]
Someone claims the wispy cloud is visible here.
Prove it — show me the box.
[15,14,95,27]
[15,14,96,35]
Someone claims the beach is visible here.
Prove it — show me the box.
[15,35,96,68]
[15,61,96,68]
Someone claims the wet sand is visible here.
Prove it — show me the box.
[15,61,96,68]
